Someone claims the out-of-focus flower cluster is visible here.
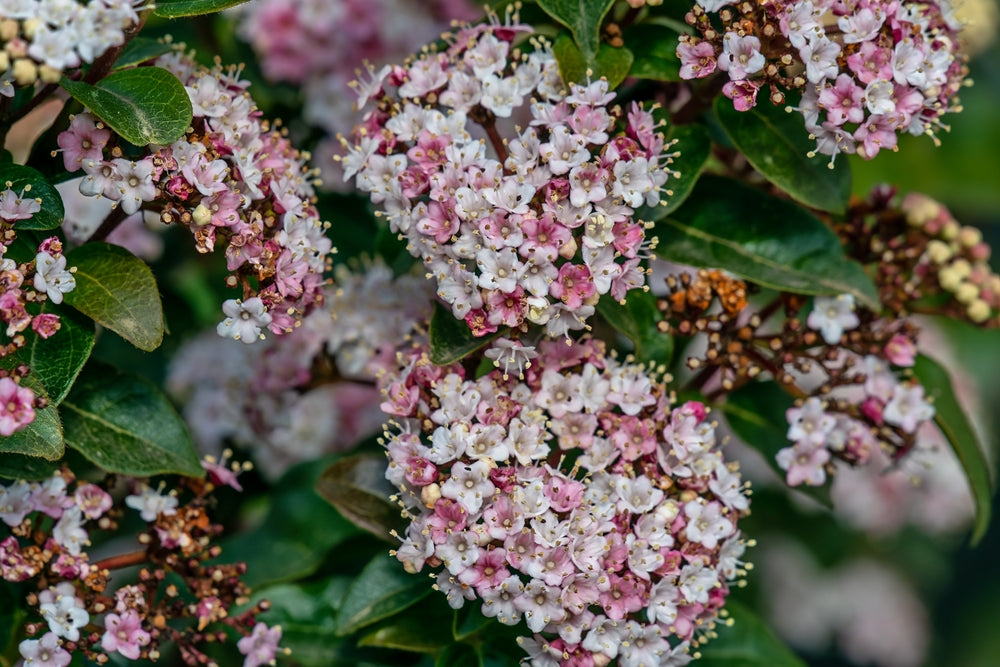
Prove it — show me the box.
[57,50,335,343]
[0,0,144,94]
[342,15,676,337]
[168,260,433,478]
[678,0,968,164]
[381,335,750,666]
[0,187,78,435]
[1,464,283,666]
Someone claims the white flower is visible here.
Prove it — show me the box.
[806,294,859,344]
[33,252,76,304]
[216,297,272,344]
[39,582,89,641]
[125,484,178,522]
[883,383,935,433]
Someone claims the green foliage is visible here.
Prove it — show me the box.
[912,354,994,544]
[60,67,192,146]
[154,0,253,18]
[636,122,712,220]
[698,601,807,666]
[624,22,682,81]
[596,289,673,365]
[5,305,94,405]
[535,0,615,61]
[714,98,852,214]
[552,33,633,89]
[63,242,165,351]
[0,375,63,461]
[0,163,65,230]
[316,454,406,543]
[334,552,433,636]
[0,453,60,480]
[113,38,176,70]
[253,577,354,666]
[654,176,880,309]
[428,301,501,365]
[60,362,203,476]
[357,596,454,653]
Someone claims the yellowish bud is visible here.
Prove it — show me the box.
[967,299,991,323]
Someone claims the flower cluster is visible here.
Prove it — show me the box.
[0,0,144,93]
[381,336,750,666]
[678,0,968,164]
[1,464,282,666]
[168,260,433,478]
[343,14,676,337]
[57,51,335,342]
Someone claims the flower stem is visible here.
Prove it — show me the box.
[94,549,148,572]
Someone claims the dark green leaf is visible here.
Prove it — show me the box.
[535,0,615,59]
[624,22,682,81]
[5,305,94,405]
[357,597,453,653]
[0,163,64,230]
[596,290,673,365]
[552,33,633,90]
[253,577,353,667]
[316,454,405,543]
[429,301,502,366]
[637,122,712,221]
[60,67,192,146]
[154,0,251,17]
[654,176,880,309]
[714,97,852,214]
[113,38,175,70]
[697,601,807,667]
[61,362,203,476]
[0,453,60,480]
[436,644,481,667]
[912,354,994,544]
[0,375,62,461]
[721,381,831,506]
[335,552,432,636]
[63,242,164,351]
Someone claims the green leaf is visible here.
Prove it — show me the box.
[154,0,252,18]
[654,175,880,310]
[63,242,164,351]
[253,577,354,667]
[113,38,175,70]
[697,601,807,667]
[357,597,453,653]
[0,163,64,230]
[428,301,502,366]
[60,67,192,146]
[624,22,682,81]
[5,305,94,405]
[316,454,405,543]
[912,354,994,544]
[552,33,633,90]
[596,290,673,365]
[0,453,60,480]
[714,97,852,214]
[535,0,615,60]
[335,552,432,636]
[61,362,203,476]
[436,644,481,667]
[637,122,712,221]
[0,375,63,461]
[720,381,831,506]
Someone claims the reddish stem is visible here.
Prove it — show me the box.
[94,549,148,571]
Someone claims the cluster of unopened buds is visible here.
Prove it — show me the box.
[343,11,677,337]
[0,186,78,435]
[677,0,968,164]
[381,335,751,666]
[57,49,335,343]
[0,0,145,94]
[168,259,433,478]
[1,461,285,666]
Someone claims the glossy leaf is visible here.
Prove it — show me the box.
[0,375,62,461]
[316,454,405,542]
[637,122,712,221]
[154,0,252,17]
[0,453,60,480]
[714,97,852,214]
[913,354,994,544]
[6,305,94,405]
[535,0,615,59]
[60,67,192,146]
[654,176,880,310]
[335,552,432,636]
[357,597,454,653]
[435,644,481,667]
[721,381,831,506]
[61,362,203,477]
[63,242,164,351]
[253,577,354,666]
[113,38,175,70]
[0,163,64,230]
[624,22,682,81]
[697,601,807,666]
[597,290,673,365]
[429,301,502,365]
[552,33,633,90]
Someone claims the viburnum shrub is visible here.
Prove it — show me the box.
[0,0,996,666]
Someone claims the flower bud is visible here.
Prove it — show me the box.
[959,226,983,248]
[558,236,578,260]
[954,281,979,304]
[938,266,963,292]
[926,239,952,264]
[192,204,212,226]
[420,482,442,508]
[12,58,36,86]
[967,299,991,323]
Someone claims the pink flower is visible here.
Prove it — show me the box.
[238,622,283,667]
[0,377,35,436]
[776,443,831,486]
[722,79,761,112]
[31,313,61,339]
[18,632,71,667]
[677,40,717,79]
[884,334,917,367]
[549,263,595,310]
